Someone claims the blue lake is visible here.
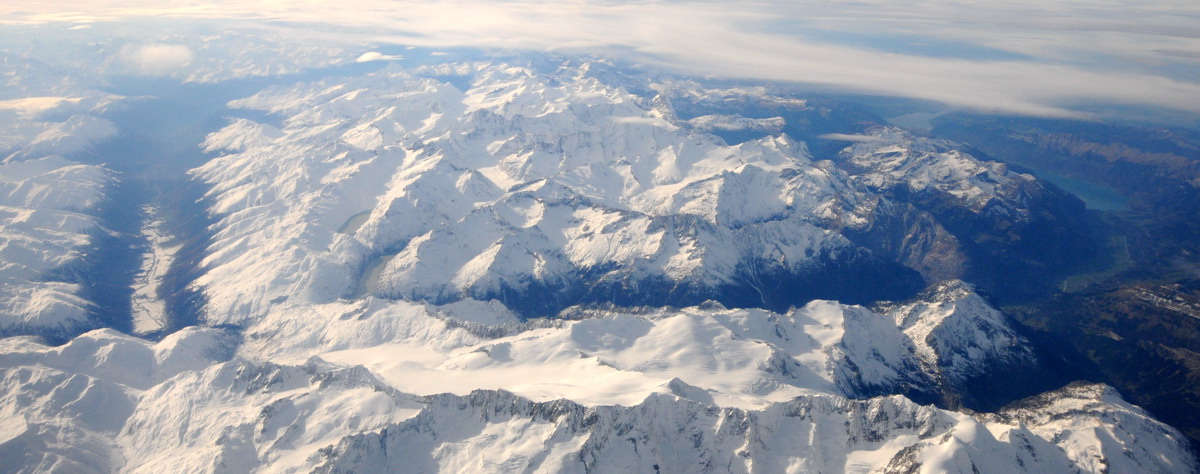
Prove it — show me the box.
[1029,169,1130,211]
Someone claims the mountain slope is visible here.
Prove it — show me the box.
[0,82,120,338]
[314,385,1192,474]
[2,285,1190,473]
[194,60,1090,328]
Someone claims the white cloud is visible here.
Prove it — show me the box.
[5,1,1200,118]
[0,97,82,118]
[120,44,194,75]
[355,51,403,62]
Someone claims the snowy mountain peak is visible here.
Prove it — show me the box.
[877,280,1042,409]
[839,127,1028,212]
[192,61,940,324]
[311,383,1195,474]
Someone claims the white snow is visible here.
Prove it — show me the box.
[0,155,110,333]
[130,209,179,335]
[187,62,877,327]
[840,127,1037,213]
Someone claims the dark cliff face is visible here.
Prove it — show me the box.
[832,135,1100,304]
[911,180,1096,303]
[842,197,968,285]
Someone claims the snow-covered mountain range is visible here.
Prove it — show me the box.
[3,283,1192,472]
[0,52,1194,472]
[0,66,121,338]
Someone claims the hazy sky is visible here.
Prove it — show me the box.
[4,1,1199,118]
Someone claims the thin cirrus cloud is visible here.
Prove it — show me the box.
[3,0,1199,118]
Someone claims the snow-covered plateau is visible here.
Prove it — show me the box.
[0,54,1194,473]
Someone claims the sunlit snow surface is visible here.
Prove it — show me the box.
[0,42,1194,472]
[1,293,1192,472]
[130,210,178,335]
[0,88,116,335]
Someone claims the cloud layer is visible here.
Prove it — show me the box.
[120,44,194,75]
[4,1,1199,117]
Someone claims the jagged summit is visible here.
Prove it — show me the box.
[314,384,1193,474]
